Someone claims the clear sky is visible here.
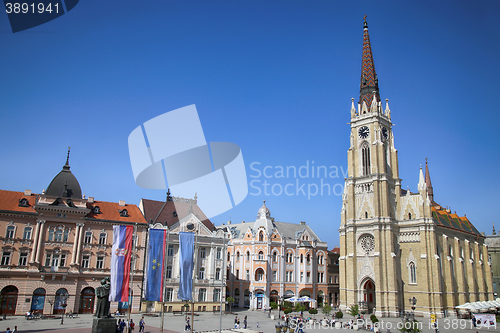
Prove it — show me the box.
[1,1,499,248]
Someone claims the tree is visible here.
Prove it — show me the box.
[226,297,235,313]
[335,310,343,319]
[284,308,293,315]
[322,305,332,316]
[348,304,359,317]
[270,301,278,310]
[370,314,379,324]
[295,304,306,314]
[308,308,318,318]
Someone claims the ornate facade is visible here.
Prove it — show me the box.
[0,152,147,316]
[339,18,493,318]
[223,202,328,310]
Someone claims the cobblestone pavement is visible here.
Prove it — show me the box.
[1,310,500,333]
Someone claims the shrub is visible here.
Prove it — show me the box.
[370,314,379,323]
[322,305,332,315]
[309,308,318,315]
[270,302,278,309]
[348,305,359,317]
[335,311,343,319]
[284,308,293,315]
[295,304,306,313]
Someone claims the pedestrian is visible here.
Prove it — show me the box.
[119,319,127,333]
[185,317,191,331]
[6,328,12,333]
[12,326,17,333]
[244,318,247,328]
[234,316,238,328]
[472,315,477,328]
[139,316,145,332]
[256,322,259,328]
[129,319,135,332]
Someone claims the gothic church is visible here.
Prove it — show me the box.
[339,18,493,318]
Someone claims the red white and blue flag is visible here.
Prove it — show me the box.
[109,225,133,302]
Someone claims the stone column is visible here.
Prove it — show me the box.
[75,223,85,265]
[35,220,45,263]
[30,220,42,263]
[70,224,81,265]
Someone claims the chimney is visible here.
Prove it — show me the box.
[88,197,94,203]
[119,200,126,207]
[227,220,231,225]
[24,189,31,196]
[300,221,306,225]
[242,220,245,223]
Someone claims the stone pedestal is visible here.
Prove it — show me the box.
[92,318,117,333]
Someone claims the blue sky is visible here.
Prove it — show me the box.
[1,1,499,248]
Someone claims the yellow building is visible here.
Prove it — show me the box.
[223,201,328,310]
[339,18,493,318]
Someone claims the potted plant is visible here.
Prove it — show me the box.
[335,310,343,328]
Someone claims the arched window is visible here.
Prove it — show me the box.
[99,232,106,245]
[255,268,264,281]
[408,212,412,220]
[361,142,371,176]
[23,226,32,240]
[54,229,63,242]
[273,252,277,262]
[448,245,453,257]
[259,231,264,241]
[300,254,303,263]
[306,254,310,263]
[227,252,230,261]
[236,252,240,261]
[199,267,205,279]
[246,252,250,261]
[258,251,264,260]
[409,262,417,284]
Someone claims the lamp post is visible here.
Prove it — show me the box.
[60,295,68,325]
[408,297,417,320]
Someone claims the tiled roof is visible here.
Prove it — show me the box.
[140,198,214,231]
[360,17,380,111]
[331,247,340,254]
[431,202,481,237]
[0,189,37,214]
[86,200,147,224]
[224,220,322,243]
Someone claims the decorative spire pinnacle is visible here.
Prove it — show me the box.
[360,16,380,113]
[493,223,496,235]
[63,146,71,171]
[425,158,434,202]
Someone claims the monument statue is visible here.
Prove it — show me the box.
[95,277,111,318]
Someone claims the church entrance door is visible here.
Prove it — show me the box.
[362,280,376,313]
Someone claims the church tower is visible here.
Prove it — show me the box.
[339,16,402,316]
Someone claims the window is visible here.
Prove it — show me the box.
[318,255,323,265]
[216,248,221,259]
[306,272,310,283]
[167,265,172,279]
[18,252,28,266]
[99,232,106,245]
[55,229,63,242]
[361,142,371,176]
[215,268,221,280]
[318,272,324,283]
[306,254,310,264]
[409,262,416,284]
[256,268,264,281]
[259,231,264,241]
[6,226,15,239]
[227,252,230,262]
[48,228,54,241]
[63,229,69,242]
[96,256,104,269]
[199,267,205,279]
[300,254,303,263]
[246,269,250,280]
[273,252,277,262]
[300,272,304,282]
[45,253,51,266]
[23,227,32,240]
[82,255,90,268]
[1,251,11,265]
[236,269,239,280]
[200,247,206,259]
[272,270,277,282]
[198,288,206,302]
[286,271,293,282]
[236,252,240,261]
[258,251,264,260]
[246,252,250,261]
[335,275,339,284]
[84,231,92,244]
[166,288,173,302]
[286,252,293,263]
[60,254,66,267]
[168,245,174,256]
[213,288,221,302]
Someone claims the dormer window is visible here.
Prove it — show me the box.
[18,198,29,207]
[119,209,129,217]
[92,206,100,214]
[173,211,178,217]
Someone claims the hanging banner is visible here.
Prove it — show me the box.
[178,231,195,301]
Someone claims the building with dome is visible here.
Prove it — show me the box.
[222,201,329,310]
[339,18,493,318]
[0,150,148,316]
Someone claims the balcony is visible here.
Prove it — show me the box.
[40,266,69,273]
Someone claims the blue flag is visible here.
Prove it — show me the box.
[145,228,167,301]
[178,231,195,301]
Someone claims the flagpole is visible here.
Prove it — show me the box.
[128,224,137,331]
[160,227,169,332]
[219,232,227,333]
[190,227,198,333]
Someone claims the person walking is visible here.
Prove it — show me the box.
[185,317,191,331]
[244,315,247,329]
[129,319,135,332]
[139,317,145,332]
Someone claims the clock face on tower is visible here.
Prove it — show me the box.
[382,127,388,140]
[358,126,369,139]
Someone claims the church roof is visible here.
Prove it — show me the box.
[45,148,82,199]
[359,16,380,112]
[431,203,481,237]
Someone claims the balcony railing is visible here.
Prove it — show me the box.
[40,266,69,273]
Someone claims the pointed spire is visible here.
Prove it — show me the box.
[425,158,434,202]
[418,165,427,192]
[63,146,71,171]
[360,16,380,112]
[350,98,356,118]
[493,223,496,235]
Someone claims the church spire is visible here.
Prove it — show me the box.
[425,158,434,202]
[360,16,380,113]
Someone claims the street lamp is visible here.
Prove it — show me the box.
[408,297,417,319]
